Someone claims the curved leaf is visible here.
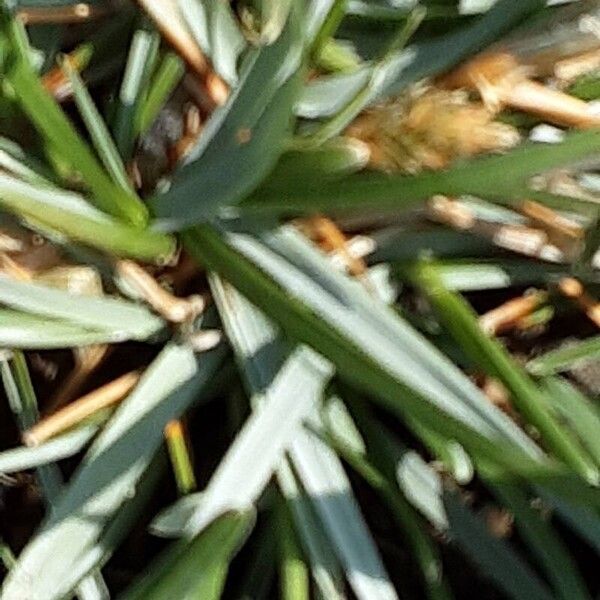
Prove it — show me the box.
[150,7,304,230]
[121,511,255,600]
[1,343,225,600]
[0,310,140,349]
[0,274,165,340]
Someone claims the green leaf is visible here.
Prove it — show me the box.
[0,7,148,226]
[541,492,600,555]
[0,309,143,348]
[0,170,175,262]
[271,137,369,180]
[411,261,599,484]
[0,426,97,473]
[112,25,160,161]
[370,227,497,263]
[528,336,600,376]
[136,51,185,135]
[155,344,333,537]
[150,7,304,230]
[346,403,450,530]
[207,276,398,600]
[380,0,545,99]
[413,260,581,292]
[178,0,246,86]
[490,482,589,600]
[62,56,132,192]
[346,1,459,21]
[275,461,346,600]
[183,225,555,489]
[288,425,400,600]
[541,377,600,468]
[121,511,254,600]
[0,136,55,185]
[243,130,600,216]
[1,352,109,600]
[0,274,165,340]
[296,0,542,120]
[296,67,370,119]
[444,492,553,600]
[1,343,226,600]
[275,497,310,600]
[323,419,453,600]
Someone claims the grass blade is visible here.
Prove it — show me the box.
[289,426,400,600]
[0,310,148,348]
[1,342,226,600]
[1,352,108,600]
[443,492,553,600]
[541,377,600,468]
[296,0,542,120]
[243,130,600,216]
[0,274,165,339]
[0,171,175,261]
[62,57,132,192]
[322,426,452,600]
[177,0,247,86]
[528,336,600,376]
[112,25,160,160]
[411,261,599,483]
[275,496,310,600]
[150,6,304,229]
[0,425,97,473]
[184,224,554,478]
[207,275,397,599]
[162,345,334,537]
[0,7,147,226]
[275,461,346,600]
[121,511,254,600]
[490,482,590,600]
[135,51,185,135]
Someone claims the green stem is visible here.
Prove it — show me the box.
[412,261,599,484]
[0,7,148,226]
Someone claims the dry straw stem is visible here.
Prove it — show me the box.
[44,345,110,414]
[186,329,222,353]
[428,196,565,262]
[135,0,229,106]
[116,259,205,323]
[167,104,203,166]
[16,2,112,25]
[555,48,600,85]
[441,51,600,129]
[558,277,600,329]
[22,370,141,446]
[0,253,33,281]
[479,291,548,336]
[42,46,92,101]
[518,200,584,261]
[301,216,368,279]
[519,200,584,241]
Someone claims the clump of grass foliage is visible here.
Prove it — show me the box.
[0,0,600,599]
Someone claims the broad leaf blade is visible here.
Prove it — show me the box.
[150,8,304,229]
[1,343,225,600]
[122,511,254,600]
[0,274,165,340]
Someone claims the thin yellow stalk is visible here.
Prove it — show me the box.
[23,370,141,446]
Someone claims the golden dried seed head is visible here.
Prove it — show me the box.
[346,86,520,173]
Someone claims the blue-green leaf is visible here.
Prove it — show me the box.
[150,7,304,230]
